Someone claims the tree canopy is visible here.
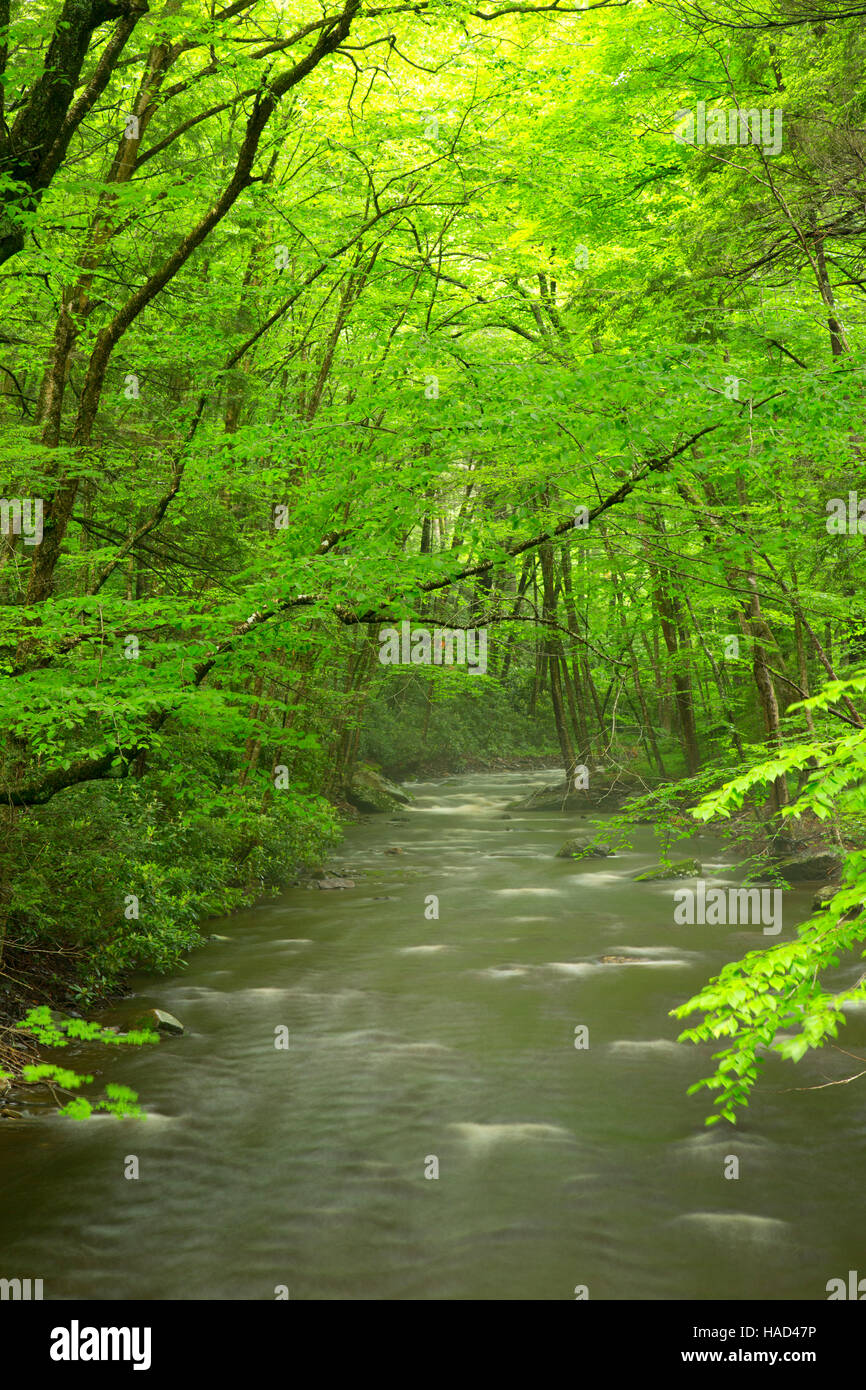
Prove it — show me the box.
[1,0,865,1122]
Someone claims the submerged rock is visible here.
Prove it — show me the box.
[635,858,701,881]
[316,876,355,890]
[556,836,613,860]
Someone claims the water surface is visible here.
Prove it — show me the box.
[0,771,859,1300]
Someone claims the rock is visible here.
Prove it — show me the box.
[346,764,413,814]
[48,1010,76,1030]
[812,885,839,909]
[812,885,864,919]
[383,847,403,855]
[556,836,612,859]
[775,851,843,884]
[316,876,355,889]
[506,782,590,811]
[635,858,702,881]
[207,934,231,942]
[507,779,637,812]
[133,1008,184,1036]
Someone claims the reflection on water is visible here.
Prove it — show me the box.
[0,771,859,1300]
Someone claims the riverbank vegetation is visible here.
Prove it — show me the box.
[1,0,865,1120]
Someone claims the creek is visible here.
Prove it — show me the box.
[0,771,859,1300]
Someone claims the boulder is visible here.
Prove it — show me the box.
[507,782,592,811]
[48,1010,80,1030]
[812,885,839,909]
[635,858,701,881]
[133,1008,184,1036]
[346,764,412,814]
[556,836,613,860]
[812,885,864,919]
[775,851,843,884]
[507,779,637,812]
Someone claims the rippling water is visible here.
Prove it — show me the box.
[0,772,861,1300]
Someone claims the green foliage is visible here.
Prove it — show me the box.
[362,667,558,773]
[0,0,865,1129]
[672,673,866,1123]
[0,1007,160,1120]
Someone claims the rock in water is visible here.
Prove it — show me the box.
[813,885,838,909]
[346,764,413,813]
[775,852,843,884]
[556,837,612,859]
[48,1009,80,1030]
[635,858,701,881]
[507,783,591,812]
[134,1008,184,1036]
[507,777,640,812]
[316,876,355,889]
[812,885,863,919]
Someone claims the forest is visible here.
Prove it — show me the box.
[0,0,865,1306]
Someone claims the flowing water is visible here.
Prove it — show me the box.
[0,771,862,1301]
